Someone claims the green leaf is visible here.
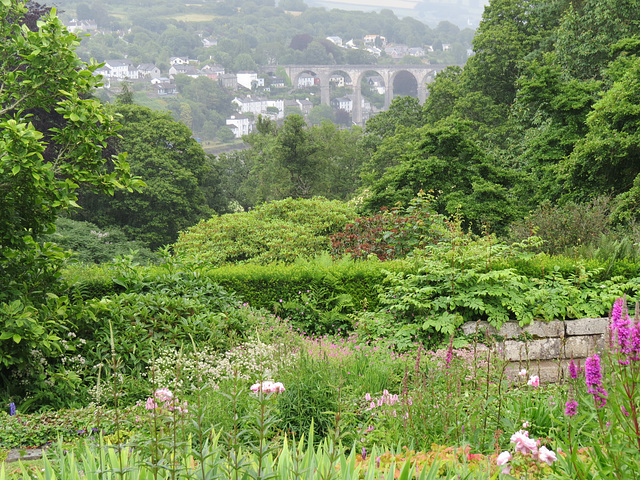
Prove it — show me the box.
[12,334,22,344]
[12,165,20,175]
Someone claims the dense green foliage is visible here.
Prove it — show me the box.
[0,0,143,302]
[74,104,219,249]
[43,218,157,265]
[173,197,357,265]
[216,117,368,210]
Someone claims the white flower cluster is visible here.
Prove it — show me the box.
[149,340,300,391]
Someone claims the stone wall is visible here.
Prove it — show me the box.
[461,317,609,382]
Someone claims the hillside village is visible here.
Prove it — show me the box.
[68,19,456,137]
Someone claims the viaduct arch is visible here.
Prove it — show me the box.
[277,64,449,125]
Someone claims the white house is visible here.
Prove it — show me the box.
[170,56,194,66]
[201,64,225,76]
[296,98,314,115]
[150,76,170,85]
[103,60,138,79]
[269,76,285,88]
[384,44,409,59]
[331,96,353,112]
[66,19,97,33]
[236,71,265,90]
[326,36,343,47]
[232,96,284,119]
[330,74,345,87]
[367,75,385,94]
[201,37,218,48]
[169,65,202,79]
[297,73,316,88]
[364,35,386,46]
[154,82,177,96]
[226,115,252,138]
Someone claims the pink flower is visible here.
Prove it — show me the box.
[154,388,173,402]
[364,393,371,401]
[585,355,602,387]
[250,380,285,394]
[518,369,527,377]
[496,451,512,466]
[145,398,157,410]
[527,375,540,387]
[510,430,538,455]
[272,382,285,393]
[537,446,557,465]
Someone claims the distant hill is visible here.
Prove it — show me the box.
[306,0,487,28]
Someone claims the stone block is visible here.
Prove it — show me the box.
[564,335,605,358]
[502,338,562,361]
[523,320,564,338]
[498,322,522,339]
[461,321,497,337]
[565,317,609,336]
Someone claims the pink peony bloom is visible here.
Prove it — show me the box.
[496,451,512,466]
[510,430,538,455]
[537,446,557,465]
[527,375,540,387]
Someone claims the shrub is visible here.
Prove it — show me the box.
[173,197,357,266]
[508,197,611,255]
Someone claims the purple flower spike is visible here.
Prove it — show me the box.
[569,359,578,379]
[585,354,602,387]
[564,400,578,417]
[9,402,16,416]
[362,447,366,460]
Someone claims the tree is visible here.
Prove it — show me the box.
[555,0,640,80]
[1,0,142,296]
[308,104,334,125]
[363,119,521,234]
[276,114,320,198]
[464,0,563,106]
[564,54,640,201]
[75,105,212,249]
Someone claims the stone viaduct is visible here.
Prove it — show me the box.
[276,64,449,125]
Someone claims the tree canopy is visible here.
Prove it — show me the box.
[74,104,215,249]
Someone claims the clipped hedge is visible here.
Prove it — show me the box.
[61,258,413,313]
[202,259,412,312]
